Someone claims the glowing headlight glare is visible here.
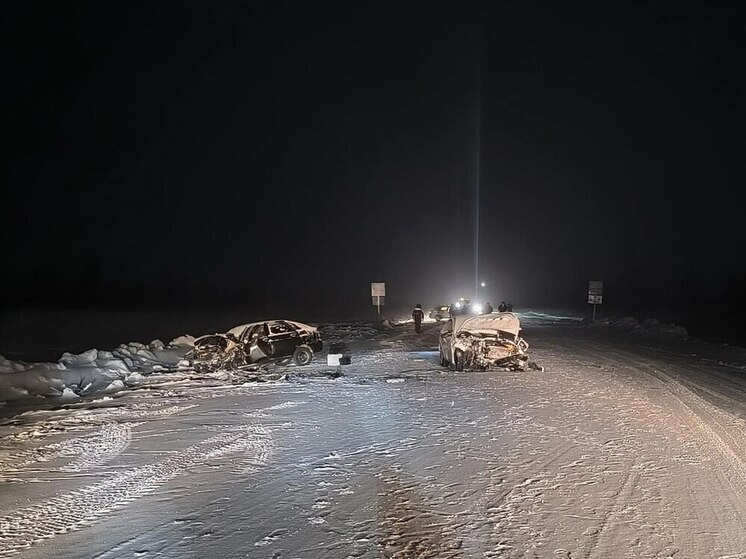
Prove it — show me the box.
[455,302,462,308]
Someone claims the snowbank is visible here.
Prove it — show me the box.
[0,339,193,403]
[517,311,586,326]
[600,316,688,339]
[318,322,382,340]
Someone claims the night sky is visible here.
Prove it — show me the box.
[3,1,745,332]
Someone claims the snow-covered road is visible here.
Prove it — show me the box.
[1,317,744,558]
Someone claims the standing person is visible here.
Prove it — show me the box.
[412,304,424,333]
[483,301,494,314]
[498,301,508,313]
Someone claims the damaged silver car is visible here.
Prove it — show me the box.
[193,320,323,373]
[438,313,542,372]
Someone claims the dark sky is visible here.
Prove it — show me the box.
[2,1,745,324]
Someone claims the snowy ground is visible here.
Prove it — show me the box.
[0,313,745,558]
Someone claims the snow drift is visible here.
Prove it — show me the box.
[601,316,688,339]
[0,338,193,403]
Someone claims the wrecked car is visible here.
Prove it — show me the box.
[428,305,451,321]
[192,320,323,373]
[438,312,542,372]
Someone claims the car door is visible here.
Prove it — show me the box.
[244,323,271,362]
[439,318,455,360]
[267,320,299,358]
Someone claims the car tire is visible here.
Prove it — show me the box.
[439,351,448,367]
[453,350,466,372]
[435,314,442,321]
[227,353,244,371]
[292,345,313,366]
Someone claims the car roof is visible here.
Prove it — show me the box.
[226,320,315,338]
[452,312,521,337]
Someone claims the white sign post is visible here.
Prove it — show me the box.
[588,280,603,321]
[371,282,386,316]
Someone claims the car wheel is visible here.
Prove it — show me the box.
[292,345,313,366]
[453,350,466,372]
[435,314,442,321]
[227,354,244,371]
[439,351,448,367]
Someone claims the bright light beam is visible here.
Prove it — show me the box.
[474,15,483,301]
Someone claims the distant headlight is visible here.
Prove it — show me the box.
[472,304,483,314]
[455,302,463,309]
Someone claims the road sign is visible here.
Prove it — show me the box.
[588,280,603,320]
[371,283,386,297]
[371,283,386,314]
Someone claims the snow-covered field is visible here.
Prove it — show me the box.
[1,313,745,558]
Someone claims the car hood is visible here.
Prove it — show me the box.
[454,313,521,337]
[193,333,230,346]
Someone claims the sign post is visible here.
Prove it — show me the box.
[588,280,603,321]
[371,283,386,316]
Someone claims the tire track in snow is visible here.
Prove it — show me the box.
[564,343,746,555]
[477,455,561,556]
[61,422,134,472]
[0,423,134,475]
[570,343,746,484]
[375,468,464,559]
[470,351,679,558]
[672,371,746,409]
[0,424,272,558]
[606,349,746,490]
[615,355,746,552]
[2,404,197,445]
[582,470,640,559]
[653,371,746,486]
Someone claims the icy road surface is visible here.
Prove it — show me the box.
[1,315,745,558]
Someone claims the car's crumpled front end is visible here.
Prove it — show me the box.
[300,329,323,353]
[450,313,543,372]
[193,334,247,373]
[453,332,534,371]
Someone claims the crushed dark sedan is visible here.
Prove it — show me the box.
[193,320,323,373]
